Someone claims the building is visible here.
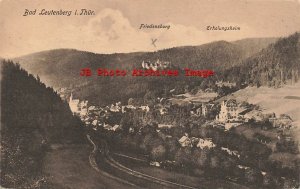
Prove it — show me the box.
[121,105,136,113]
[216,99,239,123]
[178,135,192,147]
[141,59,171,71]
[140,105,150,112]
[158,124,174,128]
[221,147,240,158]
[68,93,88,117]
[269,114,293,129]
[202,103,208,116]
[79,100,88,117]
[196,138,216,149]
[110,102,121,112]
[69,93,80,114]
[216,81,236,88]
[192,103,213,117]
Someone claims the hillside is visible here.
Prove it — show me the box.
[12,37,278,106]
[14,40,249,88]
[0,60,85,188]
[223,33,300,87]
[232,37,278,58]
[217,82,300,138]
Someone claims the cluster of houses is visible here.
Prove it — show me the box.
[190,103,212,117]
[69,93,88,117]
[178,134,216,149]
[178,134,240,158]
[68,86,293,131]
[68,93,152,130]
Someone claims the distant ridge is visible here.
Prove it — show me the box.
[13,35,296,106]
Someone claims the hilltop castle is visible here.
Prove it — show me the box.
[142,59,171,71]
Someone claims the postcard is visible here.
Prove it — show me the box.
[1,0,300,188]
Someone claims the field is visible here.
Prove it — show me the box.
[43,144,135,189]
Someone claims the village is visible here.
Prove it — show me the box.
[59,82,295,166]
[55,59,298,186]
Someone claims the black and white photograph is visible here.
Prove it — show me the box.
[1,0,300,188]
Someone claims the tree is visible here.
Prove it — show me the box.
[210,156,220,169]
[1,61,85,188]
[128,98,134,105]
[165,138,180,160]
[245,168,263,186]
[144,91,156,106]
[150,145,166,162]
[193,148,210,168]
[175,147,192,166]
[262,174,276,189]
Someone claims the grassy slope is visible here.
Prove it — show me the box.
[217,82,300,140]
[43,144,136,189]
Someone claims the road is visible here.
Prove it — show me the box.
[87,134,199,189]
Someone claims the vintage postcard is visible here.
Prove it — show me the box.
[1,0,300,188]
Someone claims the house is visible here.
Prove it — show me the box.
[269,114,293,129]
[238,165,250,170]
[112,124,120,131]
[121,105,136,113]
[158,124,173,128]
[216,99,239,122]
[103,123,113,130]
[159,107,168,115]
[178,135,192,147]
[195,107,202,116]
[221,147,240,158]
[79,100,88,117]
[110,102,121,112]
[202,103,208,116]
[129,127,135,133]
[216,81,236,88]
[150,161,161,167]
[69,93,80,114]
[140,105,150,112]
[68,93,89,117]
[196,138,216,149]
[88,106,96,111]
[92,120,98,126]
[192,103,213,117]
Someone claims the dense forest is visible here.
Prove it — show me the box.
[223,33,300,87]
[0,60,85,188]
[14,37,277,106]
[11,33,299,106]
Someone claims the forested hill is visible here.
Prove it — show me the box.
[0,60,85,188]
[11,37,278,105]
[232,37,278,58]
[223,32,300,87]
[14,37,276,89]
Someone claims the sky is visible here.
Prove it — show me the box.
[0,0,300,58]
